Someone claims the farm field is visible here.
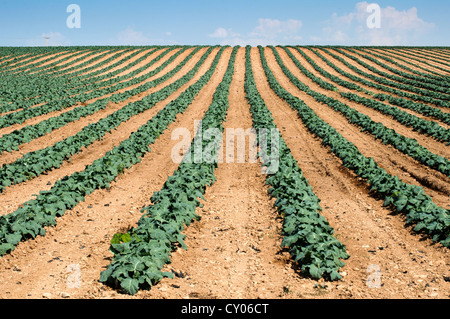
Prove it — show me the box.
[0,45,448,299]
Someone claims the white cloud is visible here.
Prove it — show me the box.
[208,27,240,39]
[116,27,150,45]
[208,18,303,46]
[313,1,435,45]
[250,18,303,40]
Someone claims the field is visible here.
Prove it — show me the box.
[0,45,448,299]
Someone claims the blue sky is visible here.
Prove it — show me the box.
[0,0,448,46]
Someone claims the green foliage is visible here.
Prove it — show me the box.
[111,232,132,244]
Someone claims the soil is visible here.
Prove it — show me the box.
[0,46,448,300]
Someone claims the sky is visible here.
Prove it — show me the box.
[0,0,448,47]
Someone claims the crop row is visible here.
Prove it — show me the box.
[0,48,148,112]
[270,46,450,177]
[0,47,193,155]
[0,47,192,131]
[284,46,449,145]
[389,48,450,74]
[411,48,450,63]
[0,46,447,296]
[304,48,450,125]
[0,47,174,115]
[362,48,450,79]
[0,49,100,103]
[258,46,450,248]
[0,46,225,259]
[353,48,450,89]
[339,48,450,95]
[317,47,449,108]
[0,46,212,192]
[0,48,82,75]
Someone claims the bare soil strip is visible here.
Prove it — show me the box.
[90,49,152,78]
[1,48,161,116]
[410,48,450,62]
[0,53,45,69]
[364,48,450,76]
[26,51,93,75]
[425,49,450,60]
[0,49,133,118]
[340,49,433,85]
